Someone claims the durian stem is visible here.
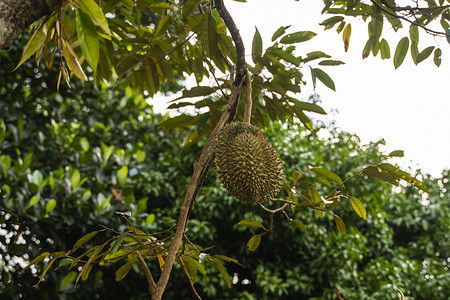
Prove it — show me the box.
[243,70,252,123]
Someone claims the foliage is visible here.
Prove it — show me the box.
[2,0,449,299]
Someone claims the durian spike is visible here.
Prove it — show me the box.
[243,70,252,124]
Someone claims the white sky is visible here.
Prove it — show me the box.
[152,0,450,178]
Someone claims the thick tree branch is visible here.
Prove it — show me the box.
[0,0,62,49]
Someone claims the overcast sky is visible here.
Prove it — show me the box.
[225,0,450,178]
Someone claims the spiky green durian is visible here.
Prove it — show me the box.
[214,122,285,204]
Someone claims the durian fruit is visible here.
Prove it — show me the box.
[214,122,285,204]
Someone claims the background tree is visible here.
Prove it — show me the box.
[1,0,448,299]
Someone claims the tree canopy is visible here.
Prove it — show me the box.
[1,0,449,299]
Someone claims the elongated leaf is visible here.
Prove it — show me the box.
[14,24,47,70]
[209,259,231,288]
[115,262,133,281]
[293,101,327,115]
[173,86,218,101]
[378,163,429,194]
[334,215,346,234]
[380,38,391,59]
[272,25,290,41]
[45,199,57,213]
[411,42,419,65]
[363,166,399,186]
[62,40,88,81]
[280,31,316,44]
[252,27,262,63]
[60,271,77,290]
[350,197,366,220]
[293,220,307,232]
[76,9,99,73]
[182,0,203,18]
[313,68,335,91]
[213,255,244,267]
[417,46,435,64]
[79,0,111,36]
[311,167,342,184]
[342,23,351,52]
[33,257,57,287]
[320,16,344,30]
[394,37,409,69]
[26,195,40,209]
[238,220,265,229]
[247,234,261,251]
[149,3,174,10]
[22,252,51,272]
[72,230,101,252]
[318,60,345,66]
[409,25,419,44]
[76,244,104,283]
[110,232,128,255]
[388,150,404,157]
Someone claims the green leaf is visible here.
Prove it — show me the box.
[213,255,244,267]
[388,150,404,157]
[149,3,174,10]
[409,25,419,44]
[72,230,101,252]
[60,271,77,290]
[380,39,391,59]
[62,40,88,81]
[79,0,111,36]
[77,244,104,283]
[350,197,366,220]
[318,60,345,66]
[271,25,291,41]
[334,215,346,234]
[115,262,133,281]
[363,166,399,186]
[311,167,342,184]
[280,31,316,44]
[394,37,409,69]
[109,232,127,255]
[313,68,335,91]
[252,27,263,63]
[146,213,156,225]
[118,166,128,182]
[293,220,307,232]
[71,169,81,191]
[209,259,231,288]
[26,195,40,209]
[434,48,442,67]
[417,46,435,64]
[411,42,419,65]
[238,220,265,229]
[45,199,57,213]
[446,29,450,44]
[14,24,47,70]
[22,252,51,272]
[174,86,218,101]
[135,149,146,163]
[342,23,351,52]
[182,0,203,19]
[293,101,327,115]
[76,9,99,73]
[247,234,261,251]
[155,15,172,38]
[320,16,344,30]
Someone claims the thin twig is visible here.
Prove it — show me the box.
[136,251,157,295]
[178,257,203,300]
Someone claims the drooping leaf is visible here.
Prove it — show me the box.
[334,215,346,234]
[110,232,128,255]
[434,48,442,67]
[293,220,307,232]
[320,16,344,30]
[393,37,409,69]
[252,27,263,63]
[409,25,419,44]
[182,0,203,19]
[209,259,231,288]
[62,40,88,81]
[22,252,51,272]
[417,46,435,64]
[293,101,327,115]
[271,25,291,41]
[78,0,111,36]
[363,166,399,186]
[115,262,133,281]
[311,167,342,184]
[238,220,265,229]
[380,38,391,59]
[280,31,316,44]
[350,197,367,220]
[26,195,41,209]
[342,23,352,52]
[313,68,335,91]
[14,24,47,70]
[247,234,262,251]
[60,271,77,290]
[76,9,99,73]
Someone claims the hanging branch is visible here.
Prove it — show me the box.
[147,1,247,299]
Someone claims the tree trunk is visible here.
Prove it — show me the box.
[0,0,61,49]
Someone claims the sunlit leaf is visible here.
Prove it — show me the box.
[363,166,399,186]
[311,167,342,184]
[350,197,366,220]
[14,24,47,70]
[26,195,40,209]
[45,199,57,213]
[79,0,111,36]
[62,40,88,81]
[76,9,99,73]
